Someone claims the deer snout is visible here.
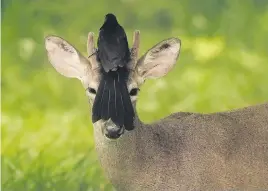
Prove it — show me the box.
[104,120,124,139]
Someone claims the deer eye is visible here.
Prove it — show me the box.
[129,88,140,96]
[87,87,97,94]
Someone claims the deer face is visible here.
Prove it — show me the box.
[45,31,181,139]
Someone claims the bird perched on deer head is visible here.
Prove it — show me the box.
[92,13,135,138]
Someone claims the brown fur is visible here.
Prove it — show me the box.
[94,103,268,191]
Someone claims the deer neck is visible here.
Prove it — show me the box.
[92,104,146,186]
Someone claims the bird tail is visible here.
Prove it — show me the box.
[92,67,135,130]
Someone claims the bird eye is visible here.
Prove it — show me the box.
[87,87,97,94]
[129,88,140,96]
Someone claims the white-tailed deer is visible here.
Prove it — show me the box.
[45,31,268,191]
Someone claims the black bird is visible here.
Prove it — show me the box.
[92,14,135,137]
[97,13,131,72]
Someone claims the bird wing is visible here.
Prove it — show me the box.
[98,26,130,72]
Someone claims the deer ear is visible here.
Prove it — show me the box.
[136,38,181,79]
[45,35,91,80]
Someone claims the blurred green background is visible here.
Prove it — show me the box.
[2,0,268,190]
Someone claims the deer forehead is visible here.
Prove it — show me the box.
[128,70,145,87]
[81,68,100,89]
[83,67,143,90]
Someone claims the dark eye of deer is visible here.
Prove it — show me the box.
[88,87,97,94]
[129,88,139,96]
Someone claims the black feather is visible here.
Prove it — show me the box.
[115,71,125,127]
[101,80,110,121]
[92,67,135,130]
[92,79,105,123]
[121,82,135,130]
[109,78,116,124]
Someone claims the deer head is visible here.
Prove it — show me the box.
[45,31,181,140]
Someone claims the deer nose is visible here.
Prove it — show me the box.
[104,121,124,139]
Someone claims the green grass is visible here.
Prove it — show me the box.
[2,110,114,190]
[2,0,268,190]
